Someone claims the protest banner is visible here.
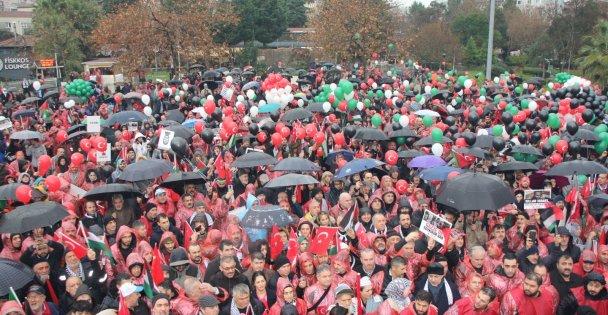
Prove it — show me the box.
[524,189,551,210]
[420,210,453,245]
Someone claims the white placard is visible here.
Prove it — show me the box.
[70,184,87,199]
[158,129,175,151]
[96,144,111,163]
[86,116,101,133]
[127,122,138,132]
[420,210,453,245]
[0,116,12,130]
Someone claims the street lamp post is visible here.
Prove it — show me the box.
[485,0,496,80]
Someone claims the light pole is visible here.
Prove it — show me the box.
[485,0,496,80]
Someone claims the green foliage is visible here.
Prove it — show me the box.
[507,54,528,66]
[216,0,288,45]
[522,67,544,76]
[0,29,14,41]
[577,20,608,88]
[33,0,101,72]
[463,37,483,66]
[234,41,258,66]
[452,12,488,46]
[282,0,308,27]
[100,0,135,13]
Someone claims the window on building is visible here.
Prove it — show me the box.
[20,22,31,30]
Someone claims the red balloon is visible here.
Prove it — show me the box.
[122,130,132,140]
[57,130,68,143]
[385,99,393,106]
[257,132,267,143]
[114,94,122,103]
[328,114,337,123]
[96,137,108,151]
[333,133,345,145]
[219,129,230,141]
[79,139,91,152]
[328,95,335,104]
[71,153,84,166]
[38,155,51,175]
[171,87,177,94]
[338,101,347,112]
[204,100,216,115]
[280,126,291,138]
[236,103,245,114]
[195,121,205,134]
[223,106,234,117]
[15,185,31,203]
[431,180,441,186]
[271,133,283,147]
[225,122,238,135]
[316,146,324,157]
[455,138,467,147]
[313,131,325,145]
[225,82,232,88]
[550,153,563,165]
[385,150,398,165]
[555,140,569,154]
[361,83,368,90]
[447,171,460,180]
[395,180,409,194]
[275,123,286,133]
[45,175,61,192]
[88,149,98,163]
[305,124,316,138]
[158,90,164,99]
[337,159,347,169]
[63,202,76,212]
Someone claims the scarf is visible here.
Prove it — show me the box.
[385,278,412,310]
[230,298,253,315]
[424,278,453,305]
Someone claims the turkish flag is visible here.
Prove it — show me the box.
[151,245,165,286]
[308,227,338,256]
[269,225,284,260]
[184,223,194,250]
[286,229,299,264]
[453,150,475,168]
[54,232,87,259]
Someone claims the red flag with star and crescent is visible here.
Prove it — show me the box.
[308,227,339,255]
[269,225,284,260]
[286,229,299,264]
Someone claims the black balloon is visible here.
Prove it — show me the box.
[566,121,579,135]
[582,109,594,123]
[201,129,214,144]
[330,124,341,134]
[263,122,276,133]
[468,112,480,126]
[525,119,536,132]
[171,137,189,158]
[212,108,223,122]
[502,112,513,125]
[344,126,356,139]
[405,137,416,147]
[270,111,280,122]
[492,137,506,151]
[448,126,459,136]
[530,132,541,144]
[463,132,476,146]
[506,122,516,135]
[445,116,456,126]
[568,141,581,156]
[517,132,528,145]
[248,123,259,135]
[570,98,579,109]
[538,110,549,122]
[391,122,402,131]
[395,99,404,108]
[541,142,554,156]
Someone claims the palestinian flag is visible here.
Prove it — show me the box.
[86,231,115,265]
[143,269,155,299]
[9,287,21,305]
[339,203,359,231]
[541,206,561,233]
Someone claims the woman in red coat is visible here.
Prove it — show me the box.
[268,277,307,315]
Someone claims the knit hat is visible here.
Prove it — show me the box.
[145,203,158,213]
[427,262,444,275]
[152,294,170,308]
[273,254,290,270]
[523,246,539,257]
[585,271,606,286]
[74,284,93,300]
[360,276,372,288]
[198,295,220,307]
[335,283,354,296]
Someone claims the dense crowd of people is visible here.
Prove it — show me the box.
[0,62,607,315]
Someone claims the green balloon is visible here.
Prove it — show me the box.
[458,76,467,85]
[492,125,503,136]
[480,88,487,96]
[339,80,354,95]
[416,94,422,102]
[547,114,561,129]
[367,91,374,98]
[387,43,394,50]
[456,97,462,104]
[600,132,608,143]
[594,124,608,135]
[595,141,608,154]
[334,87,344,100]
[371,114,382,127]
[423,116,433,127]
[354,33,361,40]
[347,99,357,111]
[431,128,443,142]
[364,99,371,108]
[511,124,520,135]
[548,135,560,147]
[494,95,501,103]
[323,85,330,94]
[526,154,538,163]
[578,174,588,185]
[393,113,401,124]
[509,107,519,116]
[514,87,522,95]
[512,152,524,161]
[431,88,439,96]
[376,90,383,98]
[396,137,405,145]
[521,99,530,109]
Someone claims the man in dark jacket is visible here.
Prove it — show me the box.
[548,226,582,267]
[150,213,184,248]
[203,240,243,283]
[557,271,608,314]
[220,283,265,315]
[209,256,250,308]
[550,254,584,300]
[20,239,64,271]
[168,248,202,281]
[414,262,461,315]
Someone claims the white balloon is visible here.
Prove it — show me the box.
[528,101,538,111]
[68,100,75,108]
[477,129,488,136]
[548,82,554,89]
[297,99,304,107]
[246,90,256,99]
[445,74,450,80]
[32,81,41,91]
[447,105,455,112]
[63,101,71,108]
[207,95,214,101]
[143,106,152,116]
[372,82,378,89]
[357,102,364,111]
[502,128,509,140]
[403,80,410,86]
[399,115,409,127]
[451,99,457,106]
[243,116,250,123]
[458,90,464,96]
[479,96,486,103]
[494,77,500,84]
[387,71,392,76]
[464,79,473,89]
[141,94,150,105]
[523,83,529,89]
[285,85,292,94]
[182,83,188,91]
[323,102,331,113]
[510,137,520,145]
[431,143,444,156]
[250,106,259,117]
[420,97,426,104]
[385,90,393,99]
[424,86,431,94]
[564,113,575,122]
[531,92,537,98]
[259,100,266,106]
[226,76,233,83]
[237,95,245,102]
[330,83,337,91]
[345,91,354,100]
[175,95,180,102]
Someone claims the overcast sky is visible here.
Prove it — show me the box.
[394,0,437,9]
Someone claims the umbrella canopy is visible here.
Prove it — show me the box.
[232,152,278,168]
[158,120,181,127]
[491,161,539,173]
[407,155,446,169]
[307,102,333,113]
[124,92,143,100]
[83,184,142,201]
[118,159,174,181]
[12,109,37,119]
[415,110,440,117]
[354,128,389,141]
[259,104,281,113]
[325,150,355,166]
[454,147,492,160]
[390,128,419,138]
[242,81,260,91]
[472,135,494,149]
[334,158,385,179]
[573,129,600,142]
[107,111,150,125]
[437,172,516,211]
[166,109,185,123]
[0,202,69,233]
[21,97,41,105]
[545,160,608,176]
[160,172,206,194]
[265,173,319,188]
[165,125,196,140]
[586,193,608,220]
[67,124,87,134]
[509,145,543,157]
[0,258,35,296]
[418,166,464,181]
[182,119,205,128]
[398,149,426,159]
[280,108,313,122]
[241,205,295,228]
[0,183,28,200]
[414,136,453,146]
[10,130,43,140]
[167,80,183,86]
[67,131,93,141]
[273,157,321,172]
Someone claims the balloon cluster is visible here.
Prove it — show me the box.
[262,73,294,108]
[66,79,94,102]
[312,80,359,112]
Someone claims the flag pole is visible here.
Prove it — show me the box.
[9,286,22,305]
[79,221,89,249]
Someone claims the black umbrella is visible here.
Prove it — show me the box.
[202,70,220,80]
[83,184,142,201]
[484,84,503,90]
[280,108,314,122]
[354,128,389,141]
[67,124,87,134]
[414,136,453,146]
[166,109,185,123]
[12,109,37,119]
[158,120,181,127]
[167,80,183,86]
[307,102,332,113]
[436,172,516,211]
[107,111,150,125]
[491,161,539,173]
[454,147,491,160]
[20,97,41,105]
[265,174,319,188]
[0,183,27,201]
[118,159,174,181]
[545,160,608,176]
[390,128,418,138]
[66,131,94,142]
[587,193,608,220]
[0,202,69,233]
[233,152,278,168]
[472,135,494,149]
[526,77,543,85]
[165,125,195,140]
[398,149,425,159]
[273,157,321,172]
[198,80,219,90]
[9,130,43,140]
[240,205,295,228]
[160,172,206,194]
[573,129,600,142]
[190,64,205,70]
[124,92,143,100]
[509,145,543,157]
[0,258,35,296]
